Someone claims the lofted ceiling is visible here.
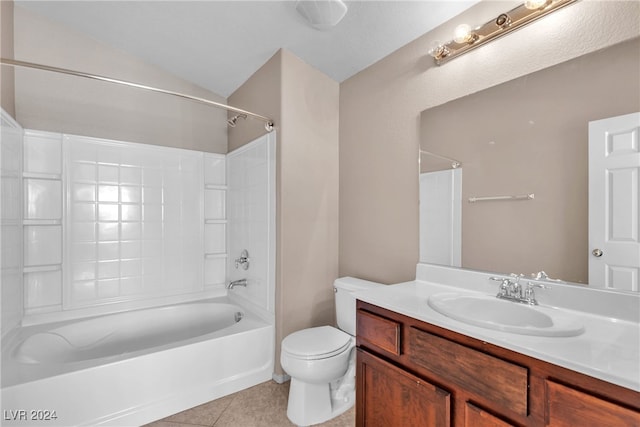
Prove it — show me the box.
[15,1,479,98]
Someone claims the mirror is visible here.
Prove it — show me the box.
[419,37,639,286]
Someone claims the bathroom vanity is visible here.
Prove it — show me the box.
[354,266,640,427]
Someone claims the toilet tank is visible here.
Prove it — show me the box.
[334,277,384,336]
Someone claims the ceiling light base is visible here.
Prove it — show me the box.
[295,0,348,30]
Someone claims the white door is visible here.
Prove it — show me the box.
[419,168,462,267]
[588,112,640,291]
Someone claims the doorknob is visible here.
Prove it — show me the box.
[592,248,603,257]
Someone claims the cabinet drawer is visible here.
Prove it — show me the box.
[408,327,529,417]
[357,310,401,356]
[546,380,640,426]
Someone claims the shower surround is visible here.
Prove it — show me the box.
[0,110,276,425]
[23,130,220,318]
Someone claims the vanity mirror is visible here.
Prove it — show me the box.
[419,37,639,289]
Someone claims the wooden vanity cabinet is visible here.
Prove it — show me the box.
[358,349,451,427]
[356,300,640,427]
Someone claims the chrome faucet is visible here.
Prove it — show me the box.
[227,279,247,289]
[490,276,512,298]
[533,271,551,281]
[523,282,547,305]
[489,274,546,305]
[531,270,564,283]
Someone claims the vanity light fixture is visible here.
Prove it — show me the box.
[428,0,577,65]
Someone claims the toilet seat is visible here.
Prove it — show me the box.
[282,326,352,360]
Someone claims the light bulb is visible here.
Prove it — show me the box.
[428,40,448,59]
[453,24,474,44]
[524,0,549,10]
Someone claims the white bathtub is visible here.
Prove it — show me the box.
[1,297,274,426]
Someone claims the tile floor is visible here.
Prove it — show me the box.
[144,380,355,427]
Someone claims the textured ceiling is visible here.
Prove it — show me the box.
[16,1,479,97]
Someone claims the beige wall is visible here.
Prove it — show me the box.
[228,53,282,152]
[230,50,339,376]
[339,0,640,284]
[0,0,15,117]
[421,38,640,283]
[279,48,339,343]
[13,6,227,153]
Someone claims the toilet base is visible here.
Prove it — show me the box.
[286,378,355,427]
[287,379,331,426]
[286,354,356,426]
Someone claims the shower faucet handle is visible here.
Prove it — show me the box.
[235,249,250,270]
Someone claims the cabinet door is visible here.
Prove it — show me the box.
[357,349,450,427]
[546,380,640,426]
[465,402,515,427]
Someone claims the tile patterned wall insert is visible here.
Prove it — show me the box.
[64,135,205,308]
[1,110,24,334]
[18,129,230,319]
[203,153,227,291]
[22,130,63,315]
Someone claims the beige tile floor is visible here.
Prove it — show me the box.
[144,380,355,427]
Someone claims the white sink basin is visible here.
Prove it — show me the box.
[427,293,585,337]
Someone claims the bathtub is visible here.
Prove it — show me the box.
[1,297,274,426]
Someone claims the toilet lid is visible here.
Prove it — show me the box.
[282,326,352,360]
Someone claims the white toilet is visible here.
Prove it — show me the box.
[281,277,383,426]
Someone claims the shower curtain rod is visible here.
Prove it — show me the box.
[0,58,275,132]
[419,149,461,168]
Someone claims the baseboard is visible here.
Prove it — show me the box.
[272,372,290,384]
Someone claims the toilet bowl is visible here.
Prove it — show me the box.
[280,277,383,426]
[281,326,353,383]
[281,326,355,426]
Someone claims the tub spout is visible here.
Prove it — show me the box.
[227,279,247,289]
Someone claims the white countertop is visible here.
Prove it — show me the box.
[355,279,640,392]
